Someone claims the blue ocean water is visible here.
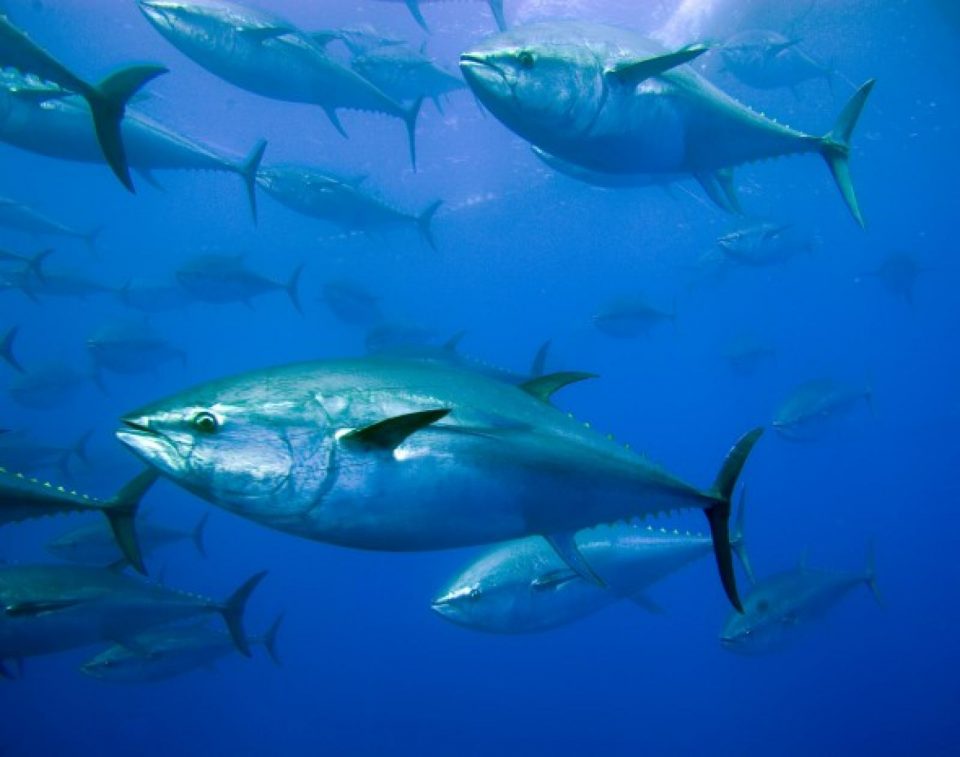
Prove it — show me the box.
[1,0,958,754]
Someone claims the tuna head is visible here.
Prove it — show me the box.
[115,373,335,523]
[460,25,605,148]
[719,589,794,654]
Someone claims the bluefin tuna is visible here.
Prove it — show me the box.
[0,566,266,667]
[321,280,384,328]
[773,378,872,441]
[433,495,754,633]
[719,30,833,93]
[351,43,466,114]
[722,336,776,376]
[137,0,422,166]
[0,429,91,476]
[48,513,208,567]
[311,26,406,56]
[80,614,282,683]
[0,13,166,189]
[0,195,100,250]
[116,357,764,609]
[0,468,155,572]
[863,251,925,305]
[8,361,104,410]
[176,254,303,312]
[593,295,676,339]
[87,321,186,375]
[720,544,881,654]
[256,164,441,249]
[117,278,194,314]
[717,221,815,267]
[0,72,267,219]
[460,22,875,225]
[375,0,507,32]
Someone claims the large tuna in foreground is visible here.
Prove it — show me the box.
[116,357,762,610]
[459,22,875,226]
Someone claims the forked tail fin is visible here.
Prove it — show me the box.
[820,79,876,228]
[262,613,284,666]
[0,326,23,373]
[705,427,765,612]
[403,97,424,170]
[220,571,268,657]
[285,263,304,315]
[86,65,168,192]
[730,488,756,584]
[417,200,442,251]
[236,139,267,223]
[192,513,209,558]
[102,469,159,575]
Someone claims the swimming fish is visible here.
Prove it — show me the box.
[773,378,872,441]
[176,255,303,313]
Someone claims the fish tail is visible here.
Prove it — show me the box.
[102,468,159,576]
[24,248,54,285]
[488,0,507,30]
[86,65,168,192]
[191,513,209,558]
[819,79,875,228]
[237,138,268,224]
[417,200,442,251]
[730,488,756,584]
[286,263,305,315]
[220,570,268,657]
[0,325,23,373]
[404,97,424,170]
[262,612,284,666]
[705,427,765,613]
[864,539,883,607]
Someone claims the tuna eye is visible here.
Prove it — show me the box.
[192,411,219,434]
[517,51,535,69]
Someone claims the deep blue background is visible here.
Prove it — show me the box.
[1,0,958,754]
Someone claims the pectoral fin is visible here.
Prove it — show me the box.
[240,26,295,43]
[544,531,605,588]
[530,568,579,592]
[520,371,597,404]
[605,44,709,86]
[5,599,85,618]
[342,409,451,452]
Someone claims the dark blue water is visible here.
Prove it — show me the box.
[1,0,957,754]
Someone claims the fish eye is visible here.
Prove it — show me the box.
[517,51,535,69]
[468,588,482,600]
[191,411,219,434]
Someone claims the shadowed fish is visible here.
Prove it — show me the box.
[433,494,754,633]
[773,378,872,441]
[374,0,507,32]
[460,22,874,225]
[48,512,208,567]
[351,43,466,113]
[0,196,100,251]
[87,321,186,375]
[311,26,406,56]
[717,221,815,267]
[593,295,676,339]
[0,429,92,475]
[117,278,194,314]
[0,325,22,372]
[364,322,443,354]
[720,544,880,654]
[137,0,422,166]
[719,30,833,93]
[176,254,303,313]
[116,356,764,610]
[0,565,266,662]
[0,13,167,190]
[321,280,384,327]
[862,251,925,305]
[80,613,282,683]
[256,164,442,250]
[0,469,156,572]
[8,361,104,410]
[0,73,267,220]
[722,335,776,375]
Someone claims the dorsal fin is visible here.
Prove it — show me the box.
[520,371,597,403]
[604,44,709,86]
[342,409,450,452]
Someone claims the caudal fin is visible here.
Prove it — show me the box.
[417,200,442,251]
[24,248,54,284]
[730,488,756,584]
[820,79,876,228]
[705,427,765,612]
[404,97,424,170]
[86,65,168,192]
[864,540,882,607]
[285,263,304,314]
[261,613,284,666]
[191,513,209,558]
[0,326,23,373]
[236,139,267,224]
[220,570,269,657]
[102,469,159,575]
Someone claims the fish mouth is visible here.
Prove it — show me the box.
[115,418,179,472]
[459,54,508,94]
